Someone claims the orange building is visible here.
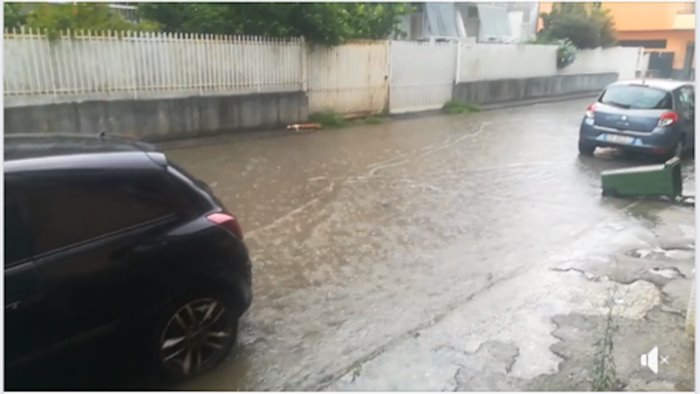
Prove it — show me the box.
[539,2,695,79]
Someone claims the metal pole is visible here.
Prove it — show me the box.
[300,36,307,92]
[454,40,461,85]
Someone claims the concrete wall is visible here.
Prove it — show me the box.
[559,47,646,81]
[452,73,617,106]
[458,44,558,82]
[4,73,618,140]
[4,33,647,139]
[4,91,308,141]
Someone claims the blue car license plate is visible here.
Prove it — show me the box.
[604,134,635,145]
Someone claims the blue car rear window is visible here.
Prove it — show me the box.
[599,85,673,110]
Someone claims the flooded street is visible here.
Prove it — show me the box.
[163,98,695,391]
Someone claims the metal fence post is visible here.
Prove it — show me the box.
[300,36,307,92]
[385,40,392,113]
[454,41,461,86]
[43,29,58,99]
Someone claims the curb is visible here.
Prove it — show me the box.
[387,91,598,122]
[478,91,599,111]
[160,92,599,149]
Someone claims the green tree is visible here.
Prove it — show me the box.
[137,3,412,45]
[6,3,157,38]
[4,3,27,29]
[590,7,616,47]
[539,3,616,49]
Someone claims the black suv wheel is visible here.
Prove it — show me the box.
[152,293,239,381]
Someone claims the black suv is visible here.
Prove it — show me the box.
[5,135,252,383]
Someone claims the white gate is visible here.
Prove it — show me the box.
[306,41,390,115]
[389,41,457,114]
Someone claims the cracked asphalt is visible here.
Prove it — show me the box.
[160,98,695,391]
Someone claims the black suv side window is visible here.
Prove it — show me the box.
[5,181,34,265]
[24,171,175,255]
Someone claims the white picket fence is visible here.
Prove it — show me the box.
[3,28,305,98]
[4,29,648,116]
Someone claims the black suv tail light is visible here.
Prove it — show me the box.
[207,212,244,239]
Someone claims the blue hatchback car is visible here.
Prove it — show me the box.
[578,79,695,159]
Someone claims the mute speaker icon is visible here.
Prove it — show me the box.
[640,346,658,374]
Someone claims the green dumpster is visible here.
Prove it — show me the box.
[601,157,682,199]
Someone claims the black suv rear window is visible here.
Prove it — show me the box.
[599,85,673,110]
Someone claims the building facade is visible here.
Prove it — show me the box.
[539,2,695,79]
[396,2,539,44]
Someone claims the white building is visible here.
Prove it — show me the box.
[396,2,539,44]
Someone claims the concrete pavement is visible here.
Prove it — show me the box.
[161,98,695,391]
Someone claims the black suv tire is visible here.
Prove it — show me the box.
[150,290,239,381]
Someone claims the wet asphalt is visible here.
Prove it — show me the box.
[9,98,692,391]
[155,98,695,390]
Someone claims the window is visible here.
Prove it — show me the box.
[677,86,695,111]
[618,40,667,49]
[5,185,34,265]
[599,85,673,110]
[23,171,175,255]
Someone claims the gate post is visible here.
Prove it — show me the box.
[300,36,307,93]
[385,40,392,114]
[454,41,461,86]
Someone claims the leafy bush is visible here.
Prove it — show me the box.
[5,3,158,39]
[538,3,616,49]
[309,111,348,128]
[6,3,414,46]
[4,3,26,29]
[528,36,577,69]
[442,101,481,115]
[363,115,385,125]
[138,3,414,46]
[556,39,577,68]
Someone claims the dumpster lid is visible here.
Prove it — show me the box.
[664,157,681,167]
[602,163,665,176]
